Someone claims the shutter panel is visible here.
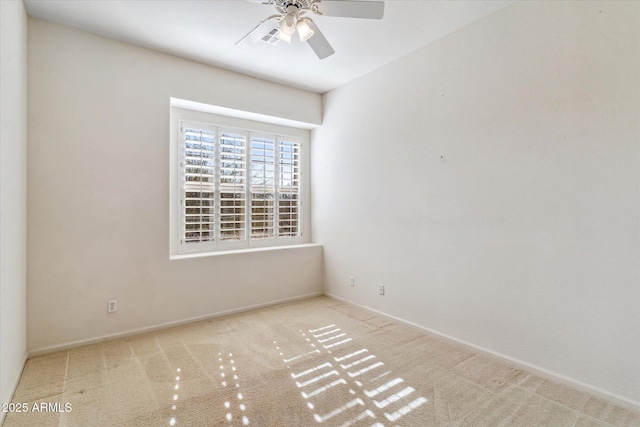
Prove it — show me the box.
[219,130,247,241]
[278,139,301,238]
[250,136,276,240]
[182,126,216,246]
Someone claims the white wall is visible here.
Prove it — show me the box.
[27,18,323,353]
[0,0,28,415]
[312,0,639,406]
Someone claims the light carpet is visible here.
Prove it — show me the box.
[3,297,639,426]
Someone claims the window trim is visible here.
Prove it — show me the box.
[170,106,310,257]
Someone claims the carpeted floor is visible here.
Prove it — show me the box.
[3,297,639,426]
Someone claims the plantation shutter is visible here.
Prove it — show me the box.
[177,118,303,254]
[182,125,216,247]
[219,130,247,242]
[278,139,301,238]
[250,136,276,240]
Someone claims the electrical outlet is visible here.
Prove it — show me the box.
[378,284,384,295]
[108,299,118,313]
[350,276,355,286]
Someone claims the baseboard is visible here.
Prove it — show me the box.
[0,351,28,425]
[28,292,323,357]
[324,292,640,413]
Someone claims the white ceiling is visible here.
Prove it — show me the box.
[24,0,514,93]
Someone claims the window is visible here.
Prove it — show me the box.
[172,109,306,255]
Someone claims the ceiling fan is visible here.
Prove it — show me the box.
[236,0,384,60]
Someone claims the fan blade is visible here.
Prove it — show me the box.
[306,20,335,59]
[235,15,279,45]
[314,0,384,19]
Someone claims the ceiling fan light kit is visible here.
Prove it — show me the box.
[296,18,315,42]
[276,30,292,43]
[280,7,298,35]
[237,0,384,59]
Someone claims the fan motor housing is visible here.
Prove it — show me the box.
[274,0,313,14]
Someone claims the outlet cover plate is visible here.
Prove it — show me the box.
[108,299,118,313]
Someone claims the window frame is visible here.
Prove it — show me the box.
[170,107,309,257]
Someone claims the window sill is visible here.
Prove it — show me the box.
[170,243,322,260]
